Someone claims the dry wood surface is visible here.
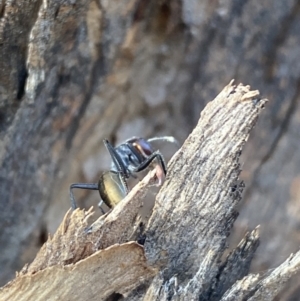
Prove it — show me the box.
[2,1,300,300]
[1,82,300,300]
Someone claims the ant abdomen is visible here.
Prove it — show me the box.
[98,171,128,208]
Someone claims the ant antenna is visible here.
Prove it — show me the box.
[147,136,180,146]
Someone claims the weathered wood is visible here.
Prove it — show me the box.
[0,243,157,301]
[0,0,102,284]
[210,227,260,301]
[1,82,300,300]
[2,1,300,298]
[21,169,157,274]
[144,83,263,282]
[220,275,260,301]
[248,251,300,300]
[221,250,300,301]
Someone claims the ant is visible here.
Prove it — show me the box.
[70,136,179,211]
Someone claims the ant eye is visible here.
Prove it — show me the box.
[133,139,153,157]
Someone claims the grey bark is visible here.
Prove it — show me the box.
[1,1,300,299]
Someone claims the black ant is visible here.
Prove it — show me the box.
[70,136,178,211]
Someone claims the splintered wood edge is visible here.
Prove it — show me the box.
[0,242,157,301]
[142,227,261,300]
[220,249,300,301]
[21,169,158,275]
[220,274,260,301]
[144,80,267,271]
[248,249,300,300]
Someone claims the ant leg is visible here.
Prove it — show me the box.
[103,139,128,176]
[129,173,138,179]
[131,151,167,175]
[70,183,99,210]
[98,200,106,215]
[124,142,144,179]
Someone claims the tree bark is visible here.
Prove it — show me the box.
[1,82,300,300]
[1,1,300,299]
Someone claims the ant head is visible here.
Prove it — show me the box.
[126,137,154,159]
